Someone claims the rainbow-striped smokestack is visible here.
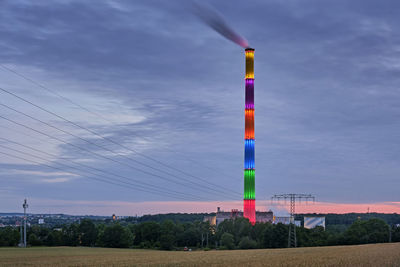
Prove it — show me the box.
[244,48,255,225]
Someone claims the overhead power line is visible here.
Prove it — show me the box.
[0,86,241,198]
[0,112,237,200]
[0,136,215,201]
[0,65,239,183]
[0,141,204,201]
[0,64,231,178]
[0,102,236,199]
[0,146,201,201]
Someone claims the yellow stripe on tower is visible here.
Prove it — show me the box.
[245,50,254,79]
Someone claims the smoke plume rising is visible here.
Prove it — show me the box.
[192,1,249,48]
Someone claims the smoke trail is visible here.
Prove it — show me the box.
[191,1,249,48]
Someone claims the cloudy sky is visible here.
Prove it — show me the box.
[1,0,399,215]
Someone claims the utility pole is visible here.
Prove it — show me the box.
[22,199,28,248]
[271,194,315,248]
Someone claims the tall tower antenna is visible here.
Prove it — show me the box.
[243,48,256,225]
[22,199,28,248]
[271,193,315,247]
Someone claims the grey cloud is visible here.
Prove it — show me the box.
[1,0,400,209]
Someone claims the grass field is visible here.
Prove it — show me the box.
[0,243,399,267]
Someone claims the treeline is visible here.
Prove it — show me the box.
[123,212,400,225]
[135,213,213,224]
[217,217,400,249]
[1,217,400,249]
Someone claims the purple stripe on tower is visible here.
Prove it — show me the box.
[245,79,254,109]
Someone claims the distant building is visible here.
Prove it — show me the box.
[204,207,273,226]
[38,218,45,224]
[256,210,274,223]
[272,216,301,226]
[304,216,325,229]
[203,215,216,225]
[273,216,290,225]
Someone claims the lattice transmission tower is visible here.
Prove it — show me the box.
[271,194,315,248]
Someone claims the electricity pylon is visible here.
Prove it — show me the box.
[271,194,315,248]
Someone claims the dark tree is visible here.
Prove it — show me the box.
[250,223,266,247]
[344,218,389,244]
[45,230,63,246]
[239,236,257,249]
[133,222,160,247]
[392,225,400,242]
[101,223,133,248]
[271,223,288,248]
[28,233,41,246]
[159,234,175,250]
[159,220,176,250]
[220,232,235,249]
[217,218,252,246]
[79,219,97,246]
[179,227,199,247]
[297,226,328,247]
[0,227,19,246]
[62,223,80,246]
[262,223,274,248]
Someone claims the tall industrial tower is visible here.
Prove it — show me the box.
[244,48,255,224]
[22,199,28,248]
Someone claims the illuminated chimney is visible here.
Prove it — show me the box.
[244,48,255,225]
